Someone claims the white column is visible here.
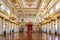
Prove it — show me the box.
[18,25,19,32]
[8,22,11,33]
[6,21,10,33]
[0,18,3,34]
[42,25,44,32]
[58,18,60,34]
[49,22,51,32]
[47,22,50,33]
[3,19,6,32]
[11,23,14,30]
[56,18,58,34]
[47,23,48,33]
[45,24,47,32]
[41,25,43,31]
[24,25,27,32]
[36,26,39,32]
[43,24,46,32]
[14,24,17,32]
[8,21,10,33]
[32,25,34,31]
[13,24,15,32]
[10,22,12,32]
[34,25,36,32]
[43,24,47,32]
[51,20,55,33]
[16,25,18,32]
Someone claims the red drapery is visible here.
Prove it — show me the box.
[28,24,32,31]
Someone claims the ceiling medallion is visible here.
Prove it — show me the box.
[25,0,36,3]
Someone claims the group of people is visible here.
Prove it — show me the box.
[3,30,14,37]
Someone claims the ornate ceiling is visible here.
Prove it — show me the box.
[22,0,39,8]
[1,0,58,18]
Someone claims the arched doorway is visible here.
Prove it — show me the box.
[27,22,33,32]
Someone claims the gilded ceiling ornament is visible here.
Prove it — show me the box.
[10,0,16,3]
[25,0,36,3]
[27,4,33,7]
[33,14,36,16]
[0,3,1,6]
[0,3,2,6]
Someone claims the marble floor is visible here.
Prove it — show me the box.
[0,33,60,40]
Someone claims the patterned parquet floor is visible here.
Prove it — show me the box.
[0,32,59,40]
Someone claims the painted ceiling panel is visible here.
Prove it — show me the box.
[21,0,39,8]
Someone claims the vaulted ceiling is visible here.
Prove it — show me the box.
[1,0,58,18]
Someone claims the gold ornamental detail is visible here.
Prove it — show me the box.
[25,0,36,3]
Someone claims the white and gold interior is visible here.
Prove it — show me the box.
[0,0,60,35]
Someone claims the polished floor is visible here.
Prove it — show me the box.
[0,32,60,40]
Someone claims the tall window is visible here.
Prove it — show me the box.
[1,5,5,11]
[56,2,60,10]
[50,8,54,14]
[1,3,11,14]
